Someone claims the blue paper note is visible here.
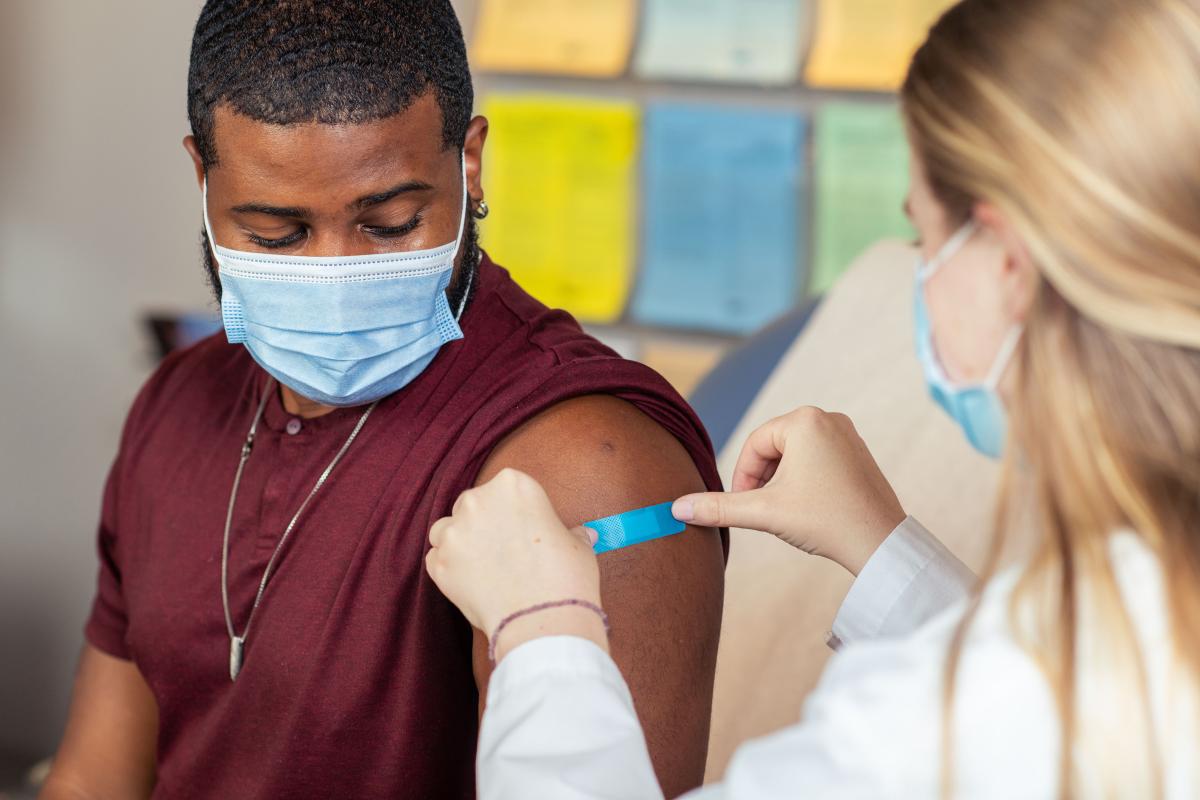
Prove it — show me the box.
[634,0,808,85]
[632,104,806,334]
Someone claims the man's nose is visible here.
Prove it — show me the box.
[301,228,376,258]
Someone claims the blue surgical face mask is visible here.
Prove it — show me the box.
[914,221,1023,459]
[202,158,471,407]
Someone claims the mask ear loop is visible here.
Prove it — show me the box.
[201,177,225,273]
[918,216,1024,391]
[984,325,1024,391]
[918,219,979,281]
[916,219,990,387]
[451,154,473,321]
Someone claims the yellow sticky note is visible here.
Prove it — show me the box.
[472,0,637,77]
[804,0,956,91]
[481,95,639,323]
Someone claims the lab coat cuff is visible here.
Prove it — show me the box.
[828,516,952,649]
[487,635,626,707]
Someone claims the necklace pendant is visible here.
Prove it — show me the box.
[229,636,245,681]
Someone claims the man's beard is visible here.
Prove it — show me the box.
[199,227,223,304]
[446,215,481,314]
[199,216,482,312]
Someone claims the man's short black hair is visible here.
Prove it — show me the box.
[188,0,473,168]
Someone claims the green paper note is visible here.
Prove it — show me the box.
[812,103,915,293]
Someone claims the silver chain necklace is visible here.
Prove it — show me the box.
[219,261,476,681]
[220,379,379,681]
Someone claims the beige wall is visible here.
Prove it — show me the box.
[0,0,209,760]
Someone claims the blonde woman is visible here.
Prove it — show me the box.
[425,0,1200,796]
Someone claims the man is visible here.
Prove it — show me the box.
[40,2,725,799]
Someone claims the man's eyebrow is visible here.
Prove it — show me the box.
[227,181,434,218]
[231,202,310,219]
[352,180,435,210]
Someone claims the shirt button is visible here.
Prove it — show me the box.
[286,418,303,436]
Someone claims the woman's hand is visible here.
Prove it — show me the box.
[673,407,906,575]
[426,468,608,661]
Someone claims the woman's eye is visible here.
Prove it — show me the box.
[364,213,423,239]
[248,229,305,249]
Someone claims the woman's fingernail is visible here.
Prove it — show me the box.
[672,499,694,522]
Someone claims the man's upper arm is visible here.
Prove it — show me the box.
[473,394,725,798]
[40,644,157,800]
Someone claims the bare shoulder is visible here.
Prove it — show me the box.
[477,394,712,527]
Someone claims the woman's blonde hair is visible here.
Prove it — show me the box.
[901,0,1200,796]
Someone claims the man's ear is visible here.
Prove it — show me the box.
[183,135,205,189]
[975,202,1038,323]
[463,116,489,211]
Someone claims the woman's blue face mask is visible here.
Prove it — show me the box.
[914,221,1023,460]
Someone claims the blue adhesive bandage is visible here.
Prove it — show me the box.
[584,503,687,555]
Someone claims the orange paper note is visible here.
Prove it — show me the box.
[472,0,637,77]
[805,0,956,90]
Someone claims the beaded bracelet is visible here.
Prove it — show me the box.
[488,598,610,663]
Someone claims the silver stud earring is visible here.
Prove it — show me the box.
[472,199,490,220]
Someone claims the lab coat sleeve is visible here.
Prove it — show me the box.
[478,635,667,800]
[476,585,1063,800]
[476,635,811,800]
[827,516,976,650]
[474,622,1027,800]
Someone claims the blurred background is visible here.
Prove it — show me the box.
[0,0,955,791]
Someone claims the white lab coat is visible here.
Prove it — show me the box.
[476,518,1197,799]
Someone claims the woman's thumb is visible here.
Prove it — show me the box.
[672,490,772,531]
[571,524,599,548]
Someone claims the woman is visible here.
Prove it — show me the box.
[427,0,1200,796]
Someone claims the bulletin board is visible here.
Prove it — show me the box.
[464,1,952,393]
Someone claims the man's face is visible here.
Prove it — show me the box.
[187,92,486,304]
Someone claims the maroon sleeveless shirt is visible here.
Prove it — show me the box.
[85,255,724,799]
